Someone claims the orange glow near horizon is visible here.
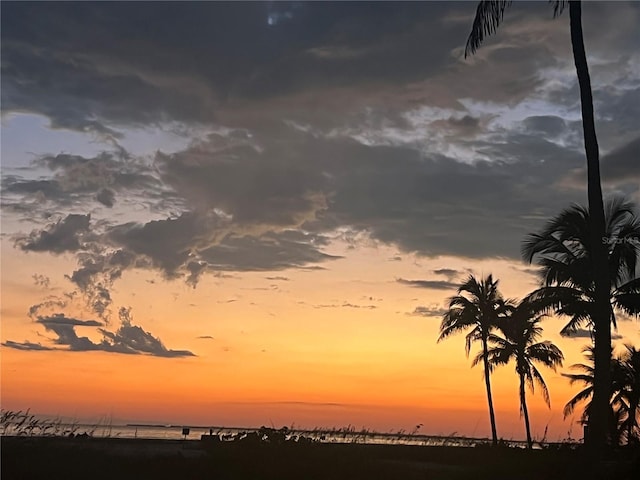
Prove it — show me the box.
[2,241,638,442]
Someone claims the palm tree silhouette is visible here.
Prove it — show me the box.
[523,197,640,447]
[614,345,640,444]
[477,301,563,448]
[439,274,508,446]
[465,0,612,449]
[563,346,597,426]
[522,197,640,339]
[563,345,640,445]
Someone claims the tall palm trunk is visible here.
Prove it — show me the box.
[569,0,612,451]
[482,333,499,446]
[519,372,533,449]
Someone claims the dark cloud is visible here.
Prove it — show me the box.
[2,177,65,203]
[265,276,290,281]
[96,188,116,207]
[5,310,194,357]
[36,314,103,327]
[196,335,214,340]
[432,269,461,281]
[66,248,139,321]
[107,212,210,276]
[105,212,340,277]
[407,305,448,317]
[36,152,160,195]
[2,152,161,213]
[185,261,208,289]
[41,320,101,351]
[199,231,341,272]
[396,278,458,291]
[322,137,586,258]
[152,125,590,260]
[7,2,635,138]
[99,307,195,357]
[447,115,480,130]
[2,1,639,289]
[0,2,473,131]
[69,249,137,291]
[2,340,55,351]
[9,125,593,285]
[602,136,640,184]
[32,274,50,288]
[521,115,567,138]
[2,112,617,287]
[28,297,70,320]
[156,134,327,228]
[99,323,194,358]
[16,214,91,253]
[558,136,640,197]
[564,328,623,341]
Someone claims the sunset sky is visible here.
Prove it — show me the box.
[1,2,639,441]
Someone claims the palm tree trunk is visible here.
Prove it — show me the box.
[520,373,532,449]
[569,0,612,452]
[482,335,498,446]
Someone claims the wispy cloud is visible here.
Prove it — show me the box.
[396,278,458,291]
[564,328,623,341]
[313,302,377,310]
[432,268,461,281]
[1,340,55,351]
[32,274,51,288]
[15,214,91,254]
[407,305,447,317]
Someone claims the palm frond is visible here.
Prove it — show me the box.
[528,341,564,370]
[604,195,636,233]
[562,372,594,385]
[612,293,640,318]
[465,326,483,357]
[522,233,576,266]
[465,1,513,58]
[550,1,568,18]
[530,364,551,407]
[563,386,593,419]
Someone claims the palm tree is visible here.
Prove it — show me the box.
[563,345,640,445]
[465,0,612,449]
[477,301,563,448]
[439,274,508,446]
[563,346,596,426]
[614,345,640,444]
[522,198,640,339]
[522,198,640,447]
[522,198,640,332]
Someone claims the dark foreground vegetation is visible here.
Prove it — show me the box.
[2,435,639,480]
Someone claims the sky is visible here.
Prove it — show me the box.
[1,1,639,441]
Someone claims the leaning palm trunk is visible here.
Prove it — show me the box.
[569,1,612,451]
[519,373,533,449]
[482,334,499,446]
